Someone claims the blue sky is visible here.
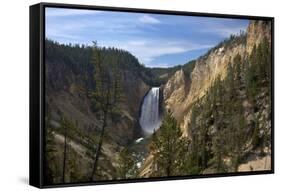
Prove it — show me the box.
[46,8,249,68]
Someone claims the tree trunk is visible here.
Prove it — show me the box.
[90,110,108,181]
[166,157,171,176]
[166,166,171,177]
[62,128,67,183]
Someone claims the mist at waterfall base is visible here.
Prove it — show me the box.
[139,87,162,136]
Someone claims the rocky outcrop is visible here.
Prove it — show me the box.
[181,43,246,136]
[163,69,191,122]
[246,20,272,54]
[238,147,271,171]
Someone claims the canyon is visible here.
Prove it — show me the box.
[44,20,272,183]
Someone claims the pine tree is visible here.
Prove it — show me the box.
[209,78,228,172]
[45,112,56,184]
[199,95,212,169]
[234,54,242,82]
[150,112,187,177]
[59,116,76,183]
[226,61,235,100]
[118,148,137,179]
[89,41,123,180]
[246,46,258,100]
[233,111,246,171]
[186,104,201,174]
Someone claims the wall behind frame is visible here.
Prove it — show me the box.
[0,0,280,191]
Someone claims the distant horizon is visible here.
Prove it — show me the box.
[46,8,249,68]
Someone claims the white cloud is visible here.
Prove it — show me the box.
[101,39,212,66]
[139,15,161,24]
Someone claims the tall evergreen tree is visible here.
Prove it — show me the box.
[118,148,138,179]
[89,41,123,180]
[150,112,187,177]
[45,112,56,184]
[59,116,76,183]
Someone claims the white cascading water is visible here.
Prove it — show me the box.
[139,87,162,136]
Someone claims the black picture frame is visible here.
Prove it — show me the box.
[30,2,274,188]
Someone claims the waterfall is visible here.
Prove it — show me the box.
[139,87,162,136]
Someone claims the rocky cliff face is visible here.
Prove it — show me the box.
[246,20,272,54]
[163,69,191,121]
[164,20,271,137]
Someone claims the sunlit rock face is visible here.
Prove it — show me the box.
[163,20,271,137]
[246,20,271,54]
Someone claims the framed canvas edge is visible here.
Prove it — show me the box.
[29,3,44,188]
[29,2,275,189]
